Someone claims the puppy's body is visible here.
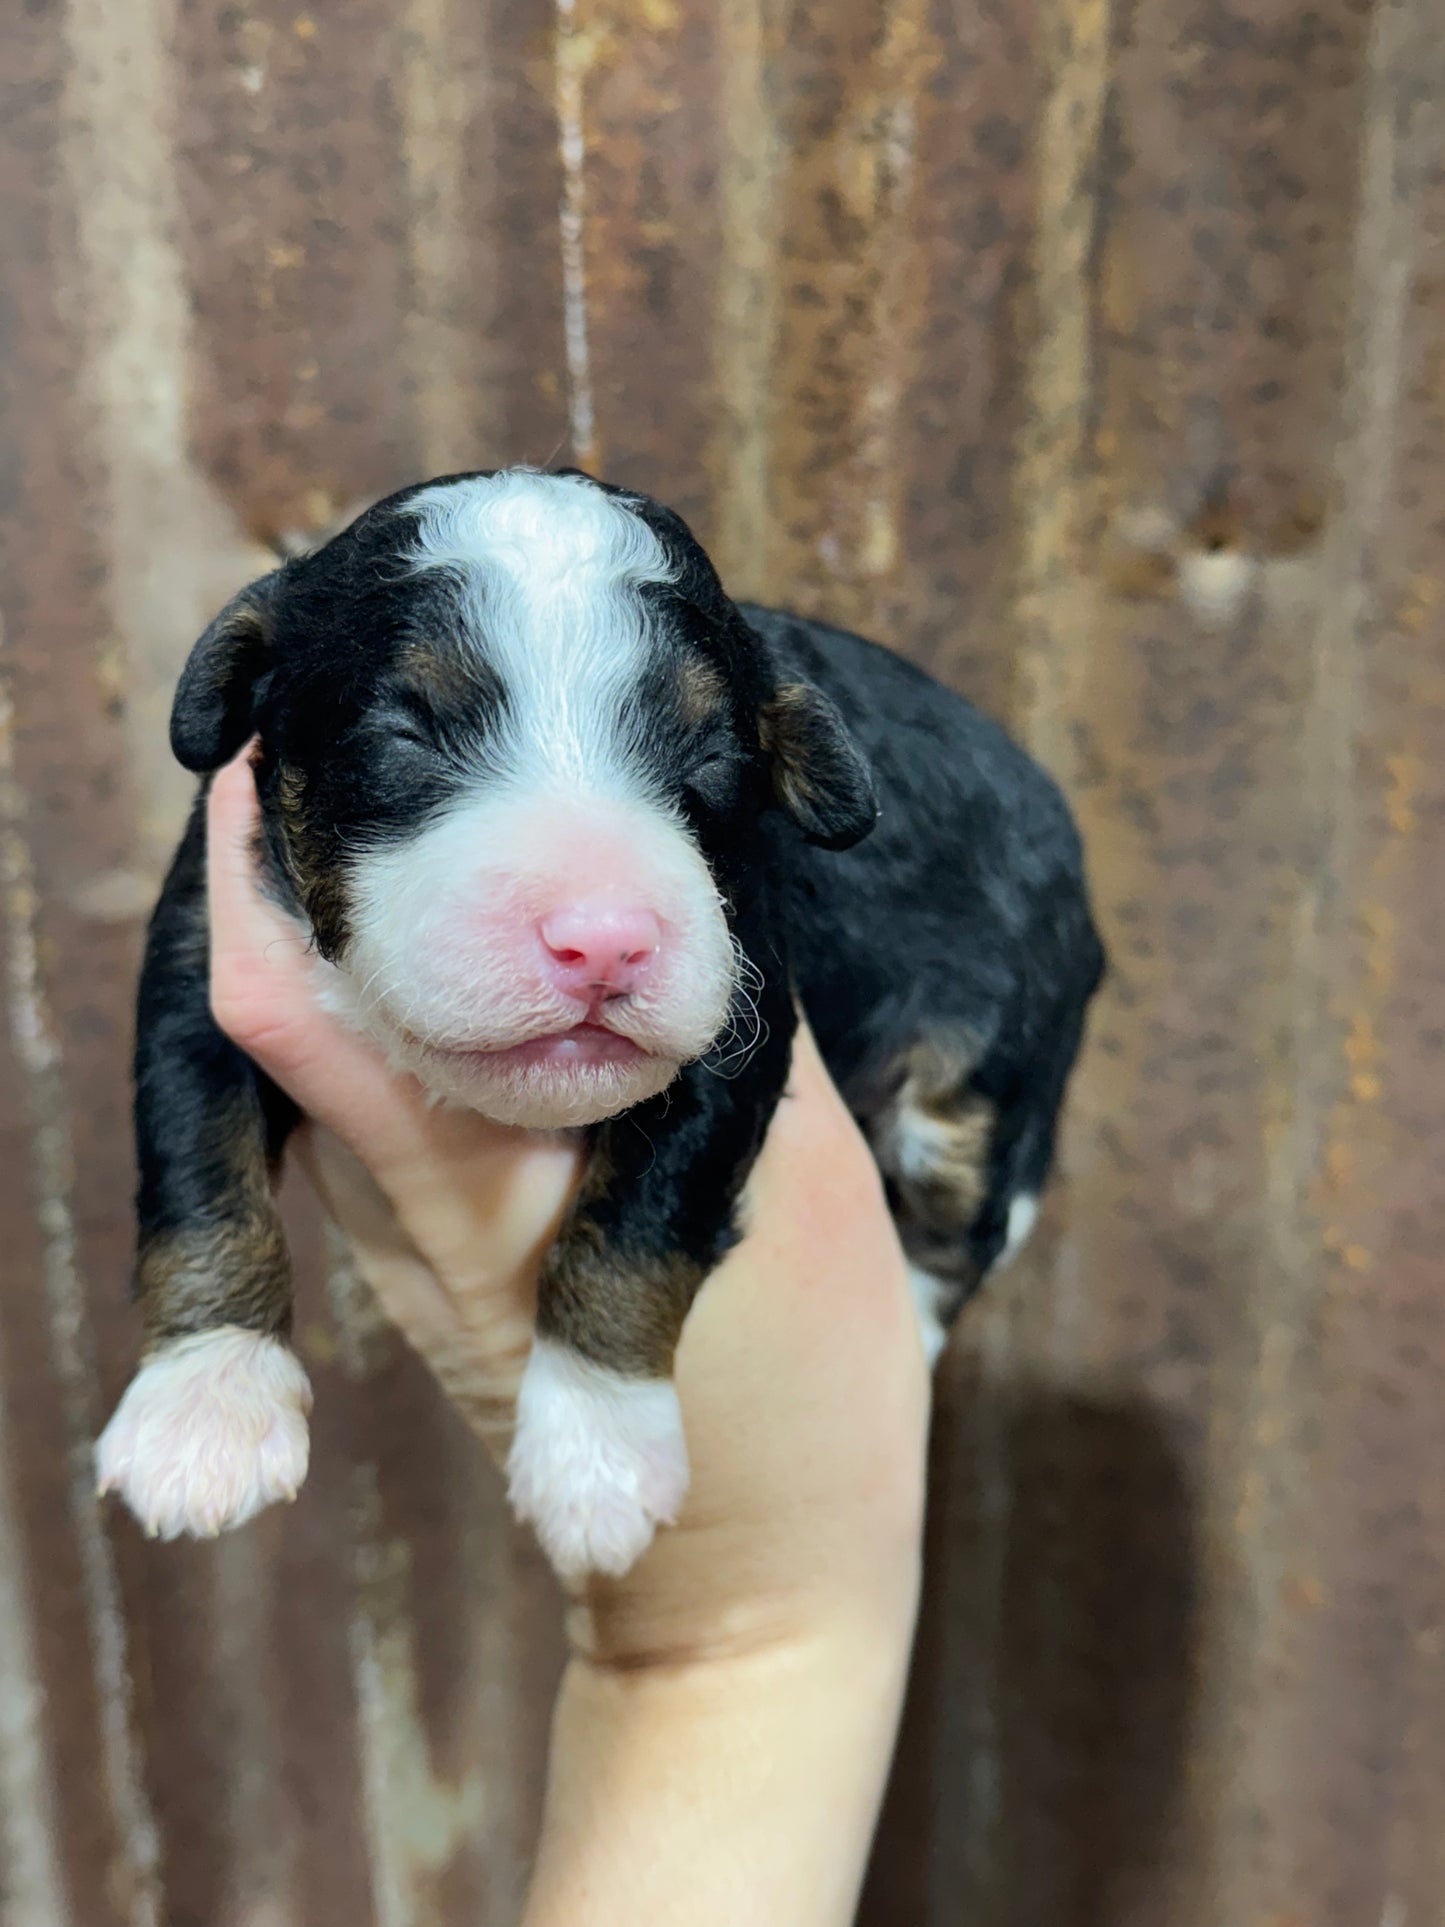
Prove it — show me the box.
[752,605,1100,1313]
[98,470,1103,1574]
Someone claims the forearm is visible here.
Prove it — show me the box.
[522,1607,917,1927]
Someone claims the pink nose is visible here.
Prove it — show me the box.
[539,905,662,997]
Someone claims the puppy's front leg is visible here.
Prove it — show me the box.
[508,1001,795,1580]
[96,801,308,1539]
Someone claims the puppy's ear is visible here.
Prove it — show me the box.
[170,572,281,772]
[759,683,878,851]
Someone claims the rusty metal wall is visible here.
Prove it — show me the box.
[1,0,1442,1920]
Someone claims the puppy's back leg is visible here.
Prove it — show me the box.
[872,1027,1080,1363]
[97,804,307,1539]
[870,1035,1022,1363]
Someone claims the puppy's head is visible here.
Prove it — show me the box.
[175,469,877,1128]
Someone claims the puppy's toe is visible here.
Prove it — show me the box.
[507,1340,689,1579]
[96,1328,312,1540]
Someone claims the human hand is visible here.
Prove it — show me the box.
[209,743,930,1921]
[208,744,928,1650]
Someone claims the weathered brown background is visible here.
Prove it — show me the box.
[1,0,1443,1920]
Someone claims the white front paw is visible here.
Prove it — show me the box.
[507,1340,689,1579]
[96,1328,312,1539]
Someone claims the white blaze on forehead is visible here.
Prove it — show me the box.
[406,469,677,791]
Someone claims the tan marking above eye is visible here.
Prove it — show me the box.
[675,657,728,729]
[396,652,485,708]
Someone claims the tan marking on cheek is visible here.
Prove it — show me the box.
[276,762,350,958]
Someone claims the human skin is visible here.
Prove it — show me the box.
[205,745,931,1925]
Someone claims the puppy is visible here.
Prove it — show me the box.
[96,468,1104,1578]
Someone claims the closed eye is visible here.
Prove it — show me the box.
[686,747,746,812]
[376,690,444,750]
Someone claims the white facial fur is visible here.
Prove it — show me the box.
[326,789,736,1124]
[323,471,737,1128]
[408,468,677,794]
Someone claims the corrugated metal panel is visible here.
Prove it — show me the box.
[1,0,1441,1919]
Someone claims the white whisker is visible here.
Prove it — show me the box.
[700,940,767,1080]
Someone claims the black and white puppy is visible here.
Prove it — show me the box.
[96,468,1104,1577]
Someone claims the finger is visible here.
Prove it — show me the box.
[206,744,324,1057]
[297,1123,474,1348]
[301,1123,540,1459]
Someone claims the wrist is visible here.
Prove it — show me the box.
[524,1588,919,1927]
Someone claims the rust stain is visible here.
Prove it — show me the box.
[1395,571,1440,633]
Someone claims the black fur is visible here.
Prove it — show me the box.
[134,795,298,1346]
[134,470,1103,1396]
[751,605,1104,1297]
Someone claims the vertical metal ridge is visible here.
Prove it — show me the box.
[1224,6,1441,1916]
[397,0,481,477]
[762,0,940,628]
[209,1530,301,1927]
[0,668,164,1924]
[707,0,783,591]
[327,1233,492,1922]
[836,0,935,636]
[58,0,259,894]
[553,0,599,468]
[0,1346,69,1927]
[1012,0,1115,771]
